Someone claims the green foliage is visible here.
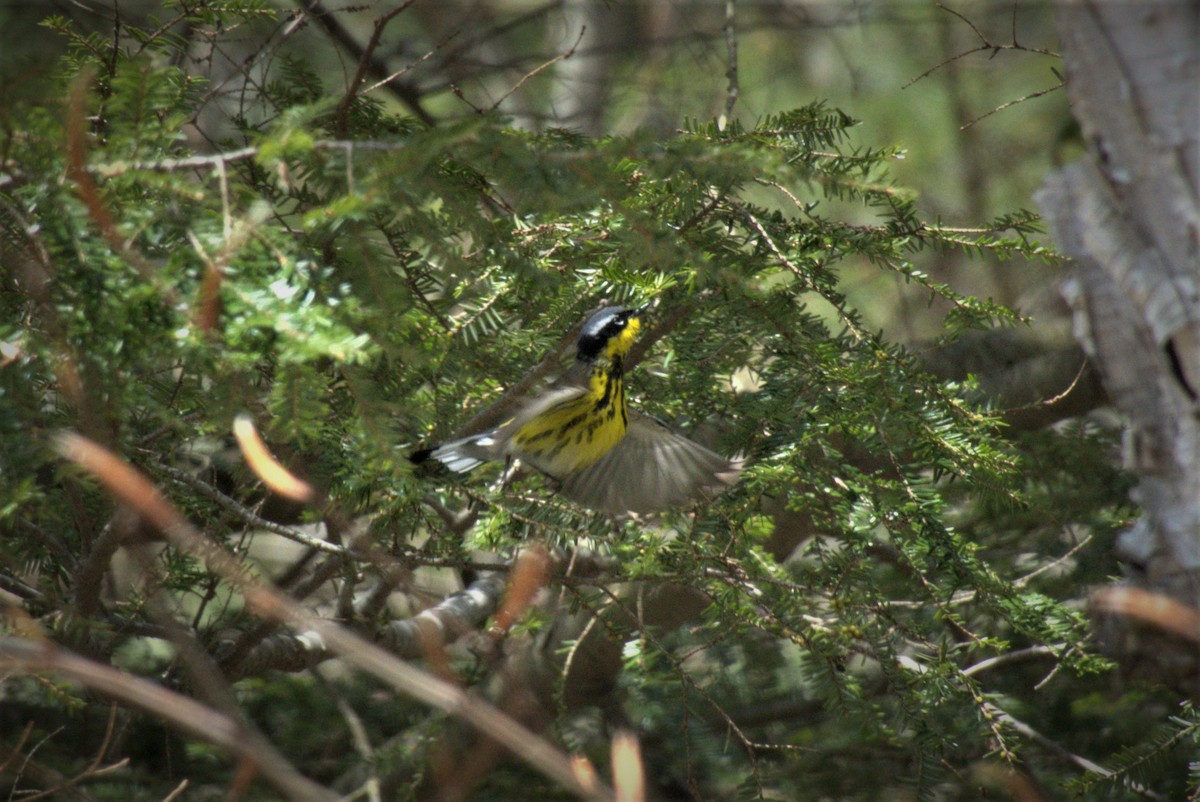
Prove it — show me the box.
[0,5,1179,802]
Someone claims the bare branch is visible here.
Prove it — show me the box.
[904,3,1059,91]
[363,29,460,96]
[0,637,338,802]
[961,645,1061,677]
[490,26,586,113]
[152,462,354,557]
[306,0,434,126]
[334,1,419,139]
[234,572,509,676]
[53,433,615,801]
[960,80,1065,131]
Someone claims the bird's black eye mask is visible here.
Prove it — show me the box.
[576,307,631,360]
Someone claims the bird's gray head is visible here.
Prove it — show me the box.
[576,306,642,362]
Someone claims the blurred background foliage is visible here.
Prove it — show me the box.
[1,2,1194,801]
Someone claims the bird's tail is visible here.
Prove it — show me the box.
[409,431,501,473]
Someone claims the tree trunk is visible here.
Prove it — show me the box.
[1035,0,1200,695]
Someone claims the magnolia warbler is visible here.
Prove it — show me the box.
[410,305,740,515]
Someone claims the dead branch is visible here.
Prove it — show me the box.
[0,637,337,802]
[306,0,434,126]
[53,431,615,801]
[230,572,509,678]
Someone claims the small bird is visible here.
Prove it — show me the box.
[410,305,741,515]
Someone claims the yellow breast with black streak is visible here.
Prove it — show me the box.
[512,360,628,478]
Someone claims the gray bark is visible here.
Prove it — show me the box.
[1035,0,1200,693]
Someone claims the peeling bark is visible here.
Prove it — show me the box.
[1036,0,1200,694]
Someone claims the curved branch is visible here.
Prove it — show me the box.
[231,573,509,678]
[0,637,337,802]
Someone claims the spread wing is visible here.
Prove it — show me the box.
[557,413,742,515]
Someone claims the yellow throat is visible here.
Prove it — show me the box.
[511,314,640,477]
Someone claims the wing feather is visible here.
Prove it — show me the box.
[558,413,741,515]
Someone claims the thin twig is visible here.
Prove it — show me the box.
[152,462,357,558]
[984,701,1119,780]
[997,358,1092,425]
[307,0,433,125]
[363,29,460,96]
[314,667,383,802]
[334,1,418,139]
[489,26,586,113]
[729,198,866,342]
[903,652,1134,790]
[1014,527,1093,587]
[0,638,338,802]
[160,780,189,802]
[961,645,1061,677]
[54,433,614,801]
[904,3,1059,90]
[960,80,1065,130]
[89,146,259,174]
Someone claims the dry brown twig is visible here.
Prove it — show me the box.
[334,1,419,139]
[1091,587,1200,645]
[959,78,1065,131]
[0,637,336,802]
[904,3,1060,89]
[305,0,434,124]
[488,26,586,113]
[49,430,617,801]
[489,544,551,637]
[903,3,1063,130]
[0,709,127,802]
[65,74,173,303]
